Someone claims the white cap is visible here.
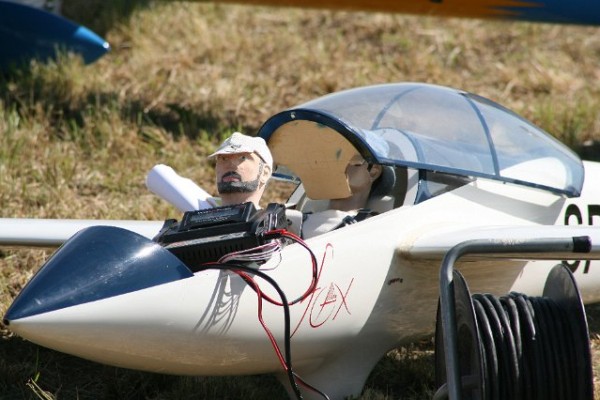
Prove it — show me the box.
[208,132,273,168]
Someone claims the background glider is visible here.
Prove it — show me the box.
[211,0,600,26]
[0,0,109,71]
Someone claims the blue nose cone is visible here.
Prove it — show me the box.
[71,25,111,64]
[4,226,193,323]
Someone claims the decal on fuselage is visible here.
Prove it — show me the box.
[563,203,600,273]
[291,243,354,336]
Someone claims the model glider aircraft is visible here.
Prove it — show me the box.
[210,0,600,26]
[2,82,600,399]
[3,0,598,70]
[0,0,109,71]
[4,0,600,71]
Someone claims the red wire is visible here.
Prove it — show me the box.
[205,229,318,306]
[236,269,330,399]
[255,229,318,306]
[202,232,329,399]
[234,269,288,371]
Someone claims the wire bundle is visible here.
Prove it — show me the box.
[200,229,329,400]
[217,240,283,264]
[471,292,590,400]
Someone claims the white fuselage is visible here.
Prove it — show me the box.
[6,161,600,400]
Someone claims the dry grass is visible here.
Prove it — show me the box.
[1,1,600,398]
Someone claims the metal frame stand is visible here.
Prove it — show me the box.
[437,236,596,400]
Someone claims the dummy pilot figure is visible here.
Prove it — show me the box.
[302,153,383,238]
[209,132,273,208]
[146,132,273,211]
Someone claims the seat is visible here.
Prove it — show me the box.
[300,165,407,215]
[365,165,404,213]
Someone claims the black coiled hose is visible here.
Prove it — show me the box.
[472,292,585,400]
[435,265,593,400]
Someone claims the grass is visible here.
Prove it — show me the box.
[1,1,600,398]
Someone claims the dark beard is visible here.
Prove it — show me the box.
[217,163,264,194]
[218,178,260,193]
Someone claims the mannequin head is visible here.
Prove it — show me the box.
[329,154,382,212]
[209,132,273,207]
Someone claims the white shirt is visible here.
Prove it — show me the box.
[302,209,354,239]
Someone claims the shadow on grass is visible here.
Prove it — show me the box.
[61,0,153,37]
[0,38,264,143]
[362,341,435,400]
[0,329,436,400]
[3,304,599,399]
[0,66,234,143]
[0,333,287,400]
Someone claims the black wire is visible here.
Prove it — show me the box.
[473,298,496,399]
[198,262,330,400]
[191,229,326,399]
[264,229,319,305]
[473,294,517,400]
[293,372,331,400]
[529,296,551,400]
[487,294,517,400]
[231,230,318,307]
[470,292,589,400]
[511,293,536,398]
[199,262,302,399]
[543,297,570,399]
[500,295,523,400]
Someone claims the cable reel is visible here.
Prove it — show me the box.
[434,263,593,400]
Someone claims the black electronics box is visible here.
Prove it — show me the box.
[155,202,286,270]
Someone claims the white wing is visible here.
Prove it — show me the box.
[395,223,600,304]
[0,218,164,247]
[398,225,600,261]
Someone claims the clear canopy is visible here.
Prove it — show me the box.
[259,83,584,197]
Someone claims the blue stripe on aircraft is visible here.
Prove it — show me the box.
[499,0,600,25]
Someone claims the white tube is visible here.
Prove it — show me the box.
[146,164,217,212]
